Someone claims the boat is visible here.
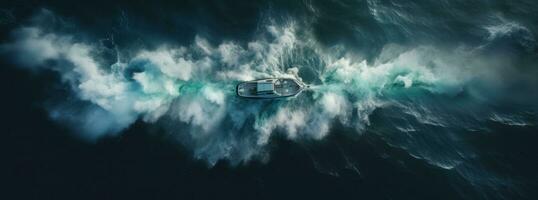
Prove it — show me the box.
[236,78,307,98]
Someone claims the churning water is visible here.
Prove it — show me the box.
[2,0,537,199]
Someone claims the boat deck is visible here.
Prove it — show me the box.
[274,79,301,96]
[237,78,304,98]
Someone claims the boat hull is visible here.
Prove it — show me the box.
[236,78,305,99]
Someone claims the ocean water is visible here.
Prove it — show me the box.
[2,0,537,199]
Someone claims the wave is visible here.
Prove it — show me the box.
[489,112,531,127]
[2,9,536,168]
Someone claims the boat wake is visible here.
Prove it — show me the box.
[2,9,536,168]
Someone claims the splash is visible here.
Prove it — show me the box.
[2,10,533,167]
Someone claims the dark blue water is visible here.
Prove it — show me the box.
[2,0,537,199]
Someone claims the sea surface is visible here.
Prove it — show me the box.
[1,0,537,199]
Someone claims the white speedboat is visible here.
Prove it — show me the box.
[236,78,307,98]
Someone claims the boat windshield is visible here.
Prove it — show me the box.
[256,83,274,94]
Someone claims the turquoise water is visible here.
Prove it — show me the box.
[2,0,537,199]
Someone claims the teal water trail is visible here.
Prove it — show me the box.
[2,10,536,169]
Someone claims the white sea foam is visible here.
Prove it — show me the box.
[489,113,530,127]
[2,10,498,164]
